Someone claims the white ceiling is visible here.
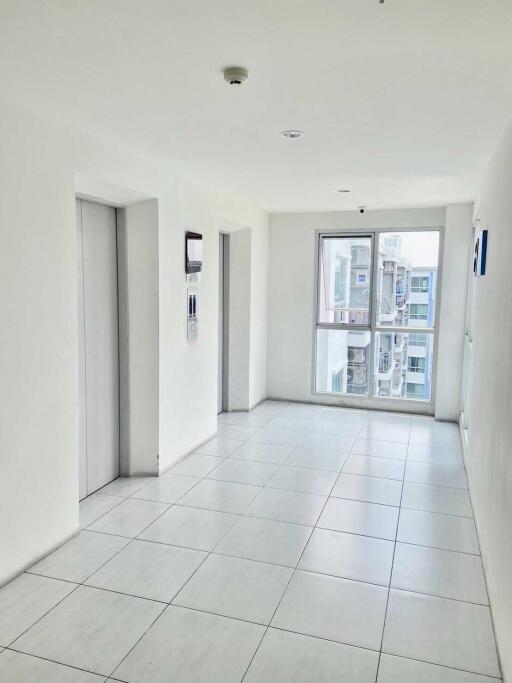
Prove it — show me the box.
[1,0,512,212]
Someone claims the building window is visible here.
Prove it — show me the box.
[408,356,425,373]
[411,276,429,293]
[409,303,428,320]
[408,333,427,346]
[314,230,439,402]
[407,382,426,398]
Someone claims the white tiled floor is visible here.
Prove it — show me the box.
[0,401,502,682]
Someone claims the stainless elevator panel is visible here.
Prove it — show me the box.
[77,199,120,499]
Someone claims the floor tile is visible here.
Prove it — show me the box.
[169,453,224,477]
[207,459,278,486]
[318,497,399,540]
[315,411,366,428]
[173,554,292,624]
[215,516,312,566]
[407,442,464,466]
[309,420,362,437]
[342,454,405,480]
[299,528,394,585]
[267,465,337,495]
[195,436,244,457]
[216,424,261,440]
[365,412,412,426]
[405,462,468,489]
[402,482,473,517]
[286,447,347,471]
[250,429,354,453]
[293,432,355,453]
[258,400,291,412]
[13,585,164,676]
[0,650,106,682]
[96,476,153,497]
[249,427,306,447]
[358,424,410,444]
[409,427,462,448]
[87,498,169,538]
[265,416,314,432]
[79,493,124,528]
[217,411,234,422]
[382,589,500,677]
[332,473,402,506]
[283,403,326,418]
[112,605,264,683]
[272,570,388,650]
[230,441,293,464]
[85,539,206,602]
[219,412,274,427]
[139,505,237,551]
[244,627,379,683]
[178,479,262,514]
[378,653,500,683]
[351,439,408,460]
[247,487,326,525]
[28,531,129,583]
[130,474,200,503]
[391,543,488,604]
[0,573,76,646]
[397,509,480,554]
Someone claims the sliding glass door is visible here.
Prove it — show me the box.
[314,229,440,404]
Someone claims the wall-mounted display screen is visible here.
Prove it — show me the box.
[185,231,203,274]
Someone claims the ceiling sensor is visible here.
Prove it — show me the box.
[280,130,304,139]
[223,66,248,85]
[359,206,367,214]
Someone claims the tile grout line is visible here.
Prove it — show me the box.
[7,405,493,681]
[374,422,409,683]
[105,472,250,680]
[239,441,353,682]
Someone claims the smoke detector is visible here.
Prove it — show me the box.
[223,67,248,85]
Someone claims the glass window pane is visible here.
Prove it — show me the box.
[376,231,439,327]
[318,236,371,325]
[372,331,434,400]
[316,329,371,396]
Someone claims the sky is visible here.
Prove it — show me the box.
[387,231,440,268]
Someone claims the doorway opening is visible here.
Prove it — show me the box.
[218,233,230,414]
[77,199,121,500]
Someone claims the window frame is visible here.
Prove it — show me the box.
[317,233,374,327]
[312,226,443,411]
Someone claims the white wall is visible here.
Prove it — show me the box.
[435,203,473,420]
[267,206,471,415]
[119,200,160,476]
[0,97,268,585]
[227,228,251,410]
[464,120,512,680]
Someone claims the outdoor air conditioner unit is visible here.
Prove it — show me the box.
[347,366,367,385]
[348,348,366,364]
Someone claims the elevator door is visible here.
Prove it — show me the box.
[77,199,120,500]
